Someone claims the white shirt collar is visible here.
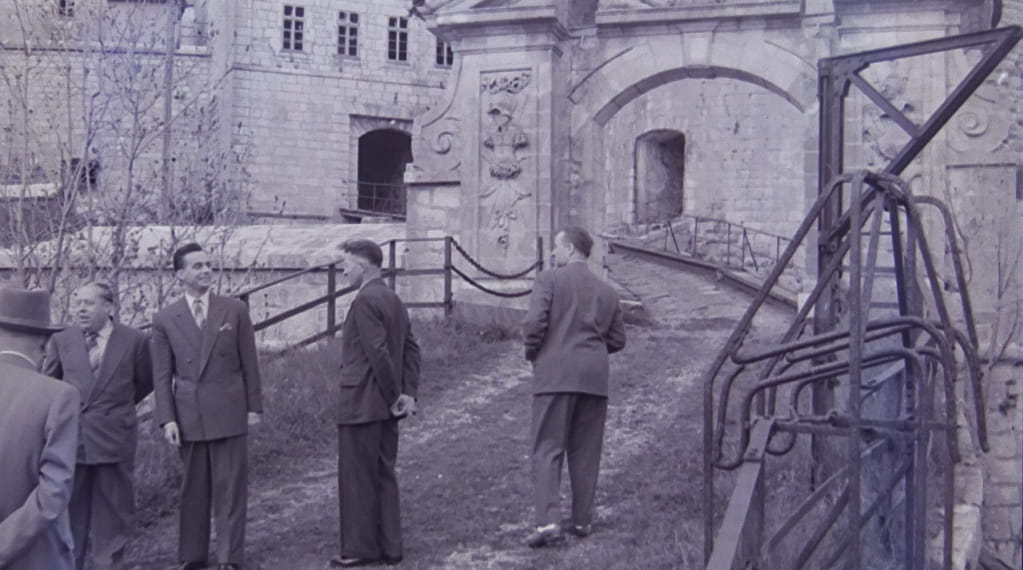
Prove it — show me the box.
[184,289,211,308]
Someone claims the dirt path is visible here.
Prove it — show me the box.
[124,252,791,569]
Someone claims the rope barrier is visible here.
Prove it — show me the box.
[449,265,533,298]
[450,239,540,280]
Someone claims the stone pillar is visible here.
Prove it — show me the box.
[407,3,570,314]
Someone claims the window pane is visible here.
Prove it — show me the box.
[388,17,396,27]
[351,13,358,23]
[351,28,358,37]
[399,18,407,29]
[339,11,346,20]
[295,21,303,31]
[284,5,292,16]
[295,6,303,17]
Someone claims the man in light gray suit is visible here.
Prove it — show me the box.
[0,286,80,570]
[43,282,153,569]
[152,243,263,570]
[522,226,626,547]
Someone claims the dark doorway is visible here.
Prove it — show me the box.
[357,129,412,215]
[633,129,685,224]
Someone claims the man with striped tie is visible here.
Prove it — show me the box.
[152,243,263,570]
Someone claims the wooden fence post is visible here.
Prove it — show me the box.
[443,236,453,317]
[327,263,337,338]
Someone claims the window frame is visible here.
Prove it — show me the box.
[282,5,306,52]
[337,11,359,58]
[386,16,409,63]
[434,37,454,67]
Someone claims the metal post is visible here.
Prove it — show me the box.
[536,235,544,272]
[443,236,453,317]
[726,223,732,267]
[327,263,337,338]
[388,240,397,290]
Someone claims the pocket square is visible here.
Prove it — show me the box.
[218,323,233,332]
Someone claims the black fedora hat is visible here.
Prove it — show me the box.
[0,286,63,333]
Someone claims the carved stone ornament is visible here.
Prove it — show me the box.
[947,49,1011,155]
[480,71,532,251]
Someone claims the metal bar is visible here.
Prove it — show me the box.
[388,240,397,290]
[706,419,771,570]
[726,223,732,268]
[849,73,920,137]
[326,263,337,339]
[253,284,359,332]
[846,174,865,569]
[537,235,544,272]
[794,484,850,569]
[443,236,453,317]
[765,439,888,555]
[881,27,1023,176]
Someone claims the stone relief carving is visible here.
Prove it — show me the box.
[406,61,463,183]
[947,49,1011,156]
[862,63,917,167]
[480,71,532,250]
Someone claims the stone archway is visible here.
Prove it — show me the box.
[566,36,819,237]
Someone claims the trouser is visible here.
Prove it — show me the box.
[337,420,402,560]
[70,461,134,570]
[532,393,608,527]
[177,435,248,565]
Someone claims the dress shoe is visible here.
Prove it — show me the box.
[178,562,206,570]
[566,523,592,538]
[526,523,566,548]
[329,556,380,568]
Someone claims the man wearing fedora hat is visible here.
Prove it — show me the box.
[43,281,153,570]
[0,286,81,570]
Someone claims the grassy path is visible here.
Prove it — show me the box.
[124,253,790,569]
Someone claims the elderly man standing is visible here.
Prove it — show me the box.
[0,286,80,570]
[522,226,626,547]
[330,239,420,568]
[43,282,153,570]
[152,243,263,570]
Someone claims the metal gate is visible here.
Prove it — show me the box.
[702,25,1022,570]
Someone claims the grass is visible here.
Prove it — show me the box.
[123,294,769,569]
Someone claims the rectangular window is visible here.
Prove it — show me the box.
[387,16,408,62]
[338,11,359,57]
[58,0,74,17]
[283,5,305,52]
[435,37,453,67]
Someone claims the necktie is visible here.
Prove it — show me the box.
[193,298,205,330]
[85,330,101,376]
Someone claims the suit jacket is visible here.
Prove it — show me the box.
[0,354,80,570]
[151,294,263,441]
[522,261,626,396]
[43,323,153,464]
[337,278,420,425]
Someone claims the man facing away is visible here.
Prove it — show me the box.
[331,239,420,568]
[0,286,80,570]
[522,226,626,547]
[42,282,153,570]
[151,243,263,570]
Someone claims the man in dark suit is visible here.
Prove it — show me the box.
[330,239,420,568]
[151,243,263,570]
[42,281,153,570]
[0,286,80,570]
[522,226,626,547]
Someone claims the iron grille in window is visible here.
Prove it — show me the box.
[338,11,359,57]
[283,5,305,51]
[387,16,408,62]
[435,37,453,67]
[58,0,74,17]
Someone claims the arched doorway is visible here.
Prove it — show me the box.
[634,129,685,224]
[357,129,412,215]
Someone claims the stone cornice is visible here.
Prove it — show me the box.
[595,1,803,27]
[425,6,571,50]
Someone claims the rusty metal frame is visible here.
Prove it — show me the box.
[702,173,984,570]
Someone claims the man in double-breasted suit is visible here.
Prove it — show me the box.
[330,239,420,568]
[522,226,626,547]
[43,281,153,570]
[151,243,263,570]
[0,286,80,570]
